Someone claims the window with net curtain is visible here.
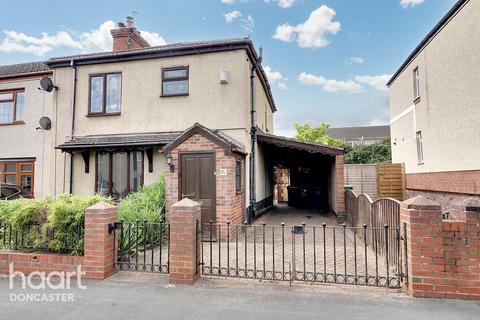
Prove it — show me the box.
[96,151,143,199]
[0,90,24,124]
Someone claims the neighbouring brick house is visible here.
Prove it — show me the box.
[0,17,345,225]
[387,0,480,212]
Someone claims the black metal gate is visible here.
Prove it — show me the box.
[200,222,401,288]
[111,220,170,273]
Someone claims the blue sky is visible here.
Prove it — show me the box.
[0,0,457,136]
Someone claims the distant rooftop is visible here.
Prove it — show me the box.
[0,61,50,79]
[328,126,390,140]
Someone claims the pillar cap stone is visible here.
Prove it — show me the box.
[171,198,201,209]
[86,201,116,211]
[401,196,441,210]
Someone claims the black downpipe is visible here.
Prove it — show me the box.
[248,48,262,224]
[69,60,77,194]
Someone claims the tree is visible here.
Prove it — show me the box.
[344,139,392,164]
[294,123,345,148]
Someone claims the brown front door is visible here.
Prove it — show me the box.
[180,153,216,226]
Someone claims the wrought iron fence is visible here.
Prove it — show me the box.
[200,221,400,288]
[0,222,84,255]
[114,220,170,273]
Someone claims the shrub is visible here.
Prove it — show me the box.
[118,176,165,222]
[0,194,112,255]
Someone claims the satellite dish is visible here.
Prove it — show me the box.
[40,76,57,92]
[39,117,52,130]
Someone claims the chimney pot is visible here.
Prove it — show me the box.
[117,22,125,28]
[126,16,134,28]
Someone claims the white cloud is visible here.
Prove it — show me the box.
[0,20,166,56]
[221,0,235,4]
[273,5,341,48]
[0,30,81,56]
[241,15,254,33]
[265,0,295,9]
[355,74,392,91]
[400,0,425,8]
[345,56,364,64]
[264,66,288,90]
[272,24,296,42]
[224,10,242,23]
[298,72,362,93]
[264,66,283,82]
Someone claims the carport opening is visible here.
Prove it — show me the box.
[271,150,335,213]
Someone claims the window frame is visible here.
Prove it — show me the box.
[0,160,35,196]
[0,88,25,125]
[88,72,122,116]
[161,66,189,97]
[94,151,144,197]
[235,160,242,194]
[413,67,420,101]
[416,131,424,165]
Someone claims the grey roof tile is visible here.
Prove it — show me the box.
[0,61,50,78]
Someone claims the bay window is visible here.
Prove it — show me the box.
[96,151,143,199]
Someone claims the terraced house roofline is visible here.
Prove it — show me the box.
[46,37,277,112]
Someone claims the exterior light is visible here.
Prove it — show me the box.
[166,154,174,173]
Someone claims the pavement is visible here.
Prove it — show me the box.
[1,272,479,320]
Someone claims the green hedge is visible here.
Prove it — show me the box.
[0,194,112,255]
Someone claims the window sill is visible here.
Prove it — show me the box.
[86,112,121,117]
[413,96,421,104]
[160,93,189,98]
[0,121,25,126]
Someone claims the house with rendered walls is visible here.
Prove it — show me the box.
[1,17,346,225]
[0,62,55,198]
[388,0,480,211]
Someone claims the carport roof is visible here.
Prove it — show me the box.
[257,133,344,156]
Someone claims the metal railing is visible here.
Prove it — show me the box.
[114,220,170,273]
[200,221,400,288]
[0,222,84,255]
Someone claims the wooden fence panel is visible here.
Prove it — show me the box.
[345,163,405,201]
[377,163,405,201]
[345,190,401,270]
[344,164,378,198]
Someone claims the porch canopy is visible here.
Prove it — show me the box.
[256,133,344,213]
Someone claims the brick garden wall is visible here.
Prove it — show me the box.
[0,202,117,280]
[165,133,245,226]
[401,196,480,300]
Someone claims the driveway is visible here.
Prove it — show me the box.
[1,273,479,320]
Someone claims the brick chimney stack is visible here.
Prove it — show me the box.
[111,16,151,51]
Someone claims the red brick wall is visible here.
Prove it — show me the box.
[168,198,201,284]
[0,202,117,280]
[165,133,245,226]
[407,170,480,195]
[401,196,480,300]
[0,252,83,275]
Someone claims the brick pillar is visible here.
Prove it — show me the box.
[84,202,118,279]
[335,154,345,221]
[401,196,480,300]
[168,198,201,285]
